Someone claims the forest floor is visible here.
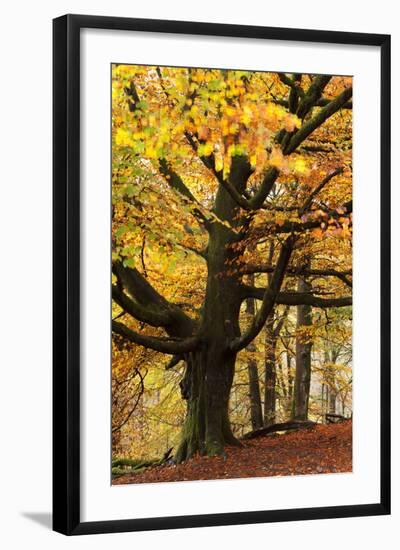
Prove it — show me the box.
[113,420,352,485]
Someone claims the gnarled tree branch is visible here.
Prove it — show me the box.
[112,321,201,355]
[300,167,344,214]
[249,167,280,209]
[296,75,332,119]
[113,261,196,336]
[159,159,211,228]
[230,234,295,352]
[112,285,172,327]
[241,286,352,308]
[283,86,353,155]
[274,97,352,110]
[240,265,352,288]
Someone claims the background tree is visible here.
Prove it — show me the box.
[244,276,263,430]
[293,271,313,421]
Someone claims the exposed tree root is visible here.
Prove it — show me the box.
[242,420,315,440]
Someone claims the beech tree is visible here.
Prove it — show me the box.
[245,280,263,431]
[112,66,352,461]
[293,272,313,420]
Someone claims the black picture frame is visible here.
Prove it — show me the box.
[53,14,391,536]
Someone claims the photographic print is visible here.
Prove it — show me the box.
[111,65,353,485]
[53,15,390,534]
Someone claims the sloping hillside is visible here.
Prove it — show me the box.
[113,420,352,485]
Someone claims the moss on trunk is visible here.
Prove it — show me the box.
[175,348,241,462]
[175,156,251,462]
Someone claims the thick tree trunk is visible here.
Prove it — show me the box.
[175,157,251,461]
[293,276,313,420]
[264,318,277,426]
[174,260,242,461]
[175,347,240,462]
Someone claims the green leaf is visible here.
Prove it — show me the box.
[115,225,130,239]
[122,257,135,268]
[136,100,148,110]
[125,184,138,197]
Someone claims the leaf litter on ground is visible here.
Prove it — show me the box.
[113,420,352,485]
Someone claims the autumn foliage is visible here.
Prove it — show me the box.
[111,65,352,480]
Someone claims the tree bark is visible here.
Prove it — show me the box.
[328,388,337,414]
[245,275,263,431]
[287,353,294,406]
[174,346,240,462]
[175,157,250,461]
[293,275,313,420]
[264,317,277,426]
[247,354,263,431]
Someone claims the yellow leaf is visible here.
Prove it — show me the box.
[215,154,224,172]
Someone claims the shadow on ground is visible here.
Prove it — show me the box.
[22,512,52,530]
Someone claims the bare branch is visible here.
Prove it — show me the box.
[262,168,344,215]
[300,167,344,214]
[112,368,146,433]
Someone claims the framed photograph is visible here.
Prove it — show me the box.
[53,14,390,535]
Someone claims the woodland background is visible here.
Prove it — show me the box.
[1,1,398,549]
